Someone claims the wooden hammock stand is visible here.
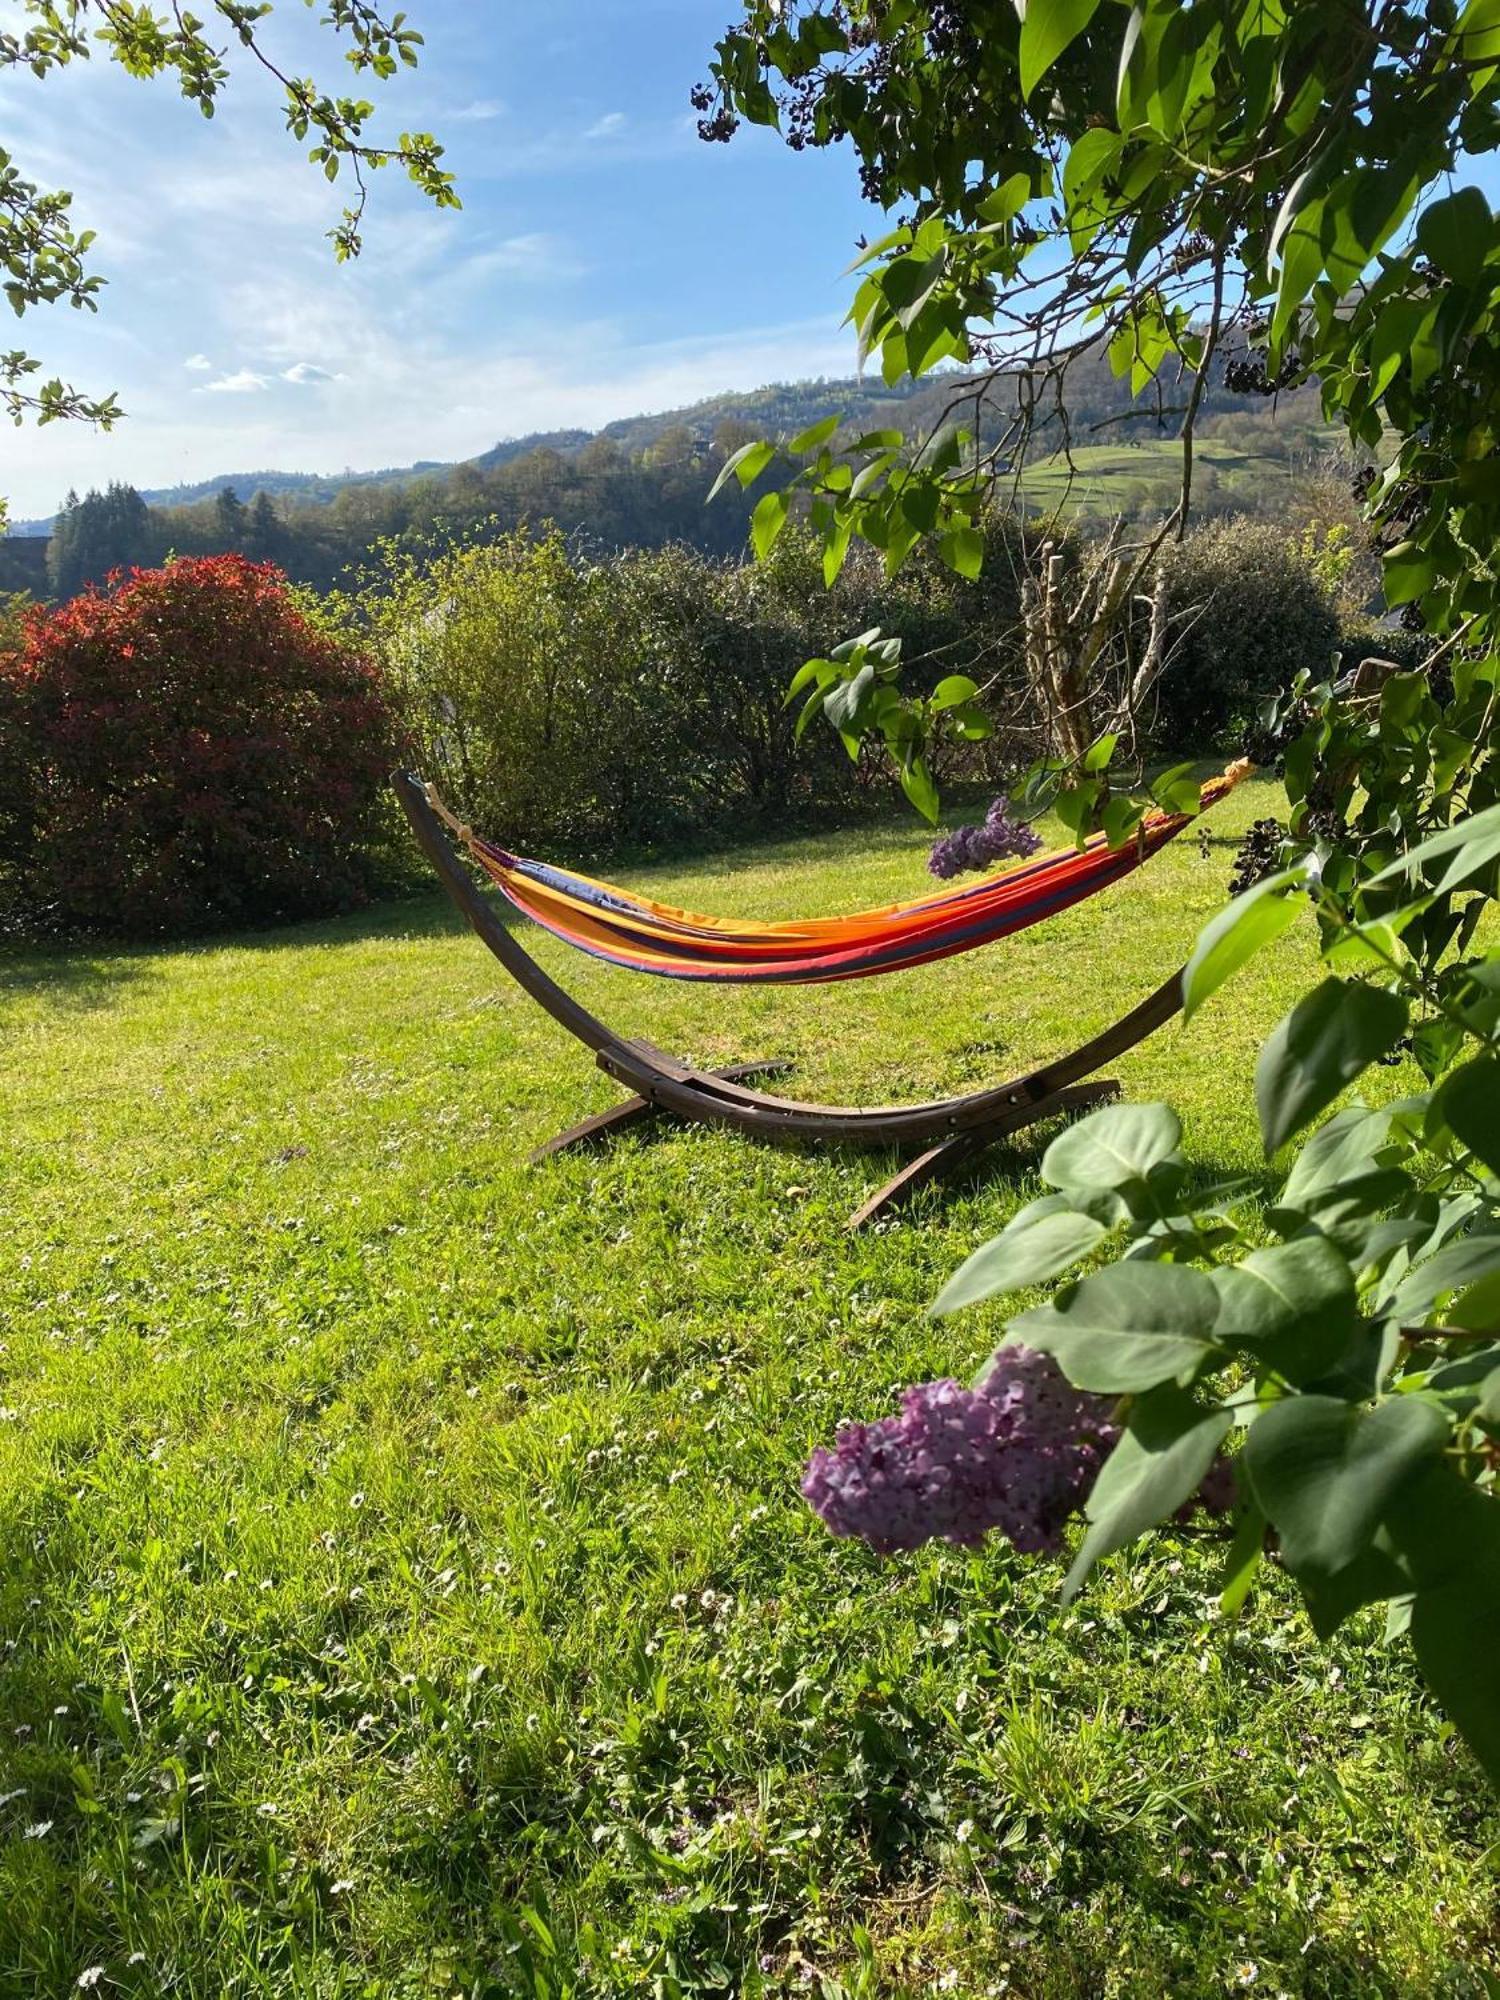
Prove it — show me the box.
[394,771,1186,1229]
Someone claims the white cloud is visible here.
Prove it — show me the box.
[199,369,271,395]
[460,233,582,284]
[184,353,213,372]
[452,98,505,123]
[583,111,626,141]
[3,301,861,516]
[282,362,338,385]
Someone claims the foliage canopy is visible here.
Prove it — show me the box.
[0,1,455,449]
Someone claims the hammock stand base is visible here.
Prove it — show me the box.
[394,772,1183,1230]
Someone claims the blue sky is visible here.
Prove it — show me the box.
[1,0,875,516]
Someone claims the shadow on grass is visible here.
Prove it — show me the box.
[0,940,164,1015]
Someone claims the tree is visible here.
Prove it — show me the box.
[212,484,247,551]
[702,0,1500,821]
[246,489,281,561]
[47,480,154,595]
[702,1,1500,1787]
[0,3,454,453]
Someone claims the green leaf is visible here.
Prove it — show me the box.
[1271,183,1328,349]
[978,171,1032,226]
[1019,0,1106,96]
[1062,126,1123,253]
[1041,1100,1182,1195]
[1101,794,1145,848]
[1182,865,1306,1021]
[1082,731,1117,773]
[1365,801,1500,899]
[1255,978,1409,1156]
[932,1199,1107,1315]
[1150,761,1202,815]
[1242,1394,1449,1580]
[1366,296,1426,399]
[1063,1384,1233,1601]
[1006,1261,1222,1394]
[1299,1542,1416,1640]
[708,438,774,500]
[1219,1501,1268,1618]
[1382,539,1437,606]
[1280,1104,1395,1208]
[1415,185,1494,287]
[938,522,983,579]
[931,674,980,711]
[821,662,875,735]
[1411,1580,1500,1789]
[750,489,789,561]
[1385,1462,1500,1787]
[1210,1237,1358,1384]
[1450,1271,1500,1333]
[1435,1055,1500,1177]
[789,414,840,454]
[1387,1233,1500,1320]
[900,754,940,824]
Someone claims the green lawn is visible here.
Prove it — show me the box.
[1014,434,1334,517]
[2,771,1497,1998]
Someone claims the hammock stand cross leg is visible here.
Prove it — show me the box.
[394,772,1187,1229]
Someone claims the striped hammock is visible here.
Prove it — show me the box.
[434,761,1251,986]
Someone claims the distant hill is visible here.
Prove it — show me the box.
[13,355,1347,600]
[12,356,1326,539]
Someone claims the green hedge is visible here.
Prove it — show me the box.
[359,525,1027,857]
[1151,517,1342,750]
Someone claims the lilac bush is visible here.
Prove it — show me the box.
[928,798,1044,880]
[801,1345,1118,1557]
[804,1344,1236,1560]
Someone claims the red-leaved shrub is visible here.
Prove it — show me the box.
[0,555,398,936]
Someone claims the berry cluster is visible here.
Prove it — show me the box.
[1223,350,1303,396]
[927,799,1043,879]
[1228,817,1289,897]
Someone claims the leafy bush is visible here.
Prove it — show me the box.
[363,525,1027,857]
[1149,518,1341,750]
[1337,622,1437,678]
[0,556,397,936]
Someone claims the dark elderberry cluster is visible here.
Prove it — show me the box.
[1302,805,1345,848]
[926,3,984,63]
[1223,350,1303,396]
[689,83,739,143]
[1241,695,1313,769]
[1228,817,1288,897]
[1170,230,1213,274]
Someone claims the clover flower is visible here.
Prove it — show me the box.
[928,799,1044,879]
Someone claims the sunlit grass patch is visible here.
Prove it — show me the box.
[1,774,1496,1996]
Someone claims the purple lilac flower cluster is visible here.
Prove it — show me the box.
[802,1345,1238,1559]
[927,799,1044,880]
[801,1346,1119,1557]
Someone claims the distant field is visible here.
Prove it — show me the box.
[1015,431,1338,517]
[3,773,1497,1996]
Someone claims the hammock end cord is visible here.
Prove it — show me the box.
[417,776,518,872]
[1132,756,1255,860]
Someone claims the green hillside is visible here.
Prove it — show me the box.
[1014,431,1338,518]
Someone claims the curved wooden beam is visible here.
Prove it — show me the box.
[394,771,1185,1156]
[394,770,624,1058]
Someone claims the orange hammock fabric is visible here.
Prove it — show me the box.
[439,762,1251,986]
